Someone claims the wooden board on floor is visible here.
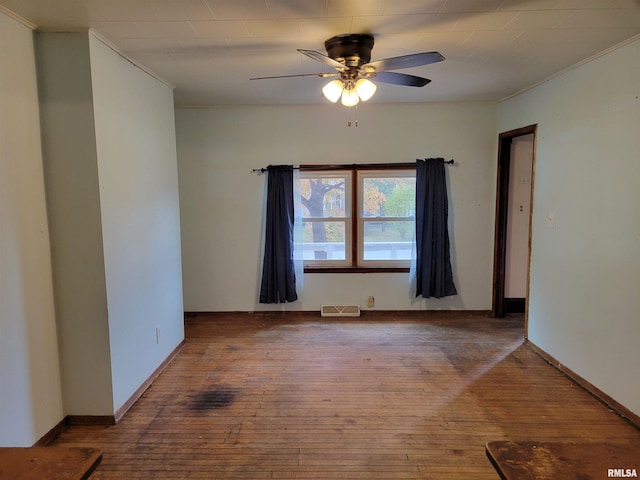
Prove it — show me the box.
[486,440,640,480]
[0,447,102,480]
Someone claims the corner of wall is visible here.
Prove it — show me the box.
[36,30,115,416]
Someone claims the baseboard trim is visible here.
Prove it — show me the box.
[33,417,69,447]
[34,339,186,445]
[114,339,185,423]
[185,310,493,318]
[66,415,116,426]
[504,298,526,314]
[527,340,640,430]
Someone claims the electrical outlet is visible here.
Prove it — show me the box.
[367,296,375,308]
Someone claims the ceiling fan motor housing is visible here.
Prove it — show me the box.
[325,34,375,67]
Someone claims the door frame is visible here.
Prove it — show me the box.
[492,124,537,325]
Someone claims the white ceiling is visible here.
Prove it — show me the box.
[2,0,639,106]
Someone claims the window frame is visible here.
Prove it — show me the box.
[299,170,353,268]
[300,164,416,273]
[357,169,416,269]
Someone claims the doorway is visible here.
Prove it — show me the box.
[492,125,536,321]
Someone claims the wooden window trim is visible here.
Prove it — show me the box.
[304,266,410,274]
[300,164,416,274]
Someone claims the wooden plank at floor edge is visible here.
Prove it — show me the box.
[0,447,102,480]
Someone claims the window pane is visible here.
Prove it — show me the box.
[299,176,348,218]
[302,221,346,260]
[362,177,415,218]
[363,220,413,260]
[299,172,351,266]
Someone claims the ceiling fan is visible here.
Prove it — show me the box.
[250,33,445,107]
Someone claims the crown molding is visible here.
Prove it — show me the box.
[0,5,37,30]
[88,29,175,90]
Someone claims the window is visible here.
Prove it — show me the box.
[299,170,352,267]
[298,166,416,271]
[358,170,416,267]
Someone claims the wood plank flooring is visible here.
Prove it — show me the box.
[51,312,640,479]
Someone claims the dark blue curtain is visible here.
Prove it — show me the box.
[259,165,298,303]
[415,158,457,298]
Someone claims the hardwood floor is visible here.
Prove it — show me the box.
[51,312,640,479]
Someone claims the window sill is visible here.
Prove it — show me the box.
[304,267,410,274]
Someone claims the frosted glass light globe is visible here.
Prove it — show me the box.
[322,80,343,103]
[355,79,376,101]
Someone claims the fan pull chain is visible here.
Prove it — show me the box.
[347,105,358,127]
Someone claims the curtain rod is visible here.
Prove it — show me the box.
[251,159,455,174]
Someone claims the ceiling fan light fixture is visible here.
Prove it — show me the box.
[355,78,376,101]
[341,87,359,107]
[253,34,445,106]
[322,79,343,103]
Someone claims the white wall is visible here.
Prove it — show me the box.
[0,11,64,446]
[177,102,498,312]
[37,32,114,416]
[89,35,185,410]
[37,31,184,416]
[498,38,640,416]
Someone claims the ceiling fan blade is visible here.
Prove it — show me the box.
[250,72,339,80]
[373,72,431,87]
[297,49,346,71]
[364,52,444,72]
